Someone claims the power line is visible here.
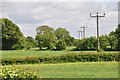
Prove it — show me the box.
[90,13,105,51]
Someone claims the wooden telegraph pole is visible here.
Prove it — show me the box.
[90,13,105,51]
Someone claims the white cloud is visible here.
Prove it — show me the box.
[1,2,118,39]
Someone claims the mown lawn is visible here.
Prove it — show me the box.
[2,62,118,78]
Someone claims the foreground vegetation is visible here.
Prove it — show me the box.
[1,67,38,79]
[2,62,118,78]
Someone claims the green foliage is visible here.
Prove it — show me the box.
[1,52,118,65]
[106,24,119,51]
[54,28,70,40]
[26,36,37,49]
[76,39,85,50]
[76,37,97,50]
[54,28,75,46]
[12,37,27,50]
[99,35,109,50]
[115,24,120,50]
[2,62,118,78]
[56,40,66,50]
[36,25,57,50]
[1,67,38,79]
[75,25,120,51]
[107,31,117,50]
[1,18,27,50]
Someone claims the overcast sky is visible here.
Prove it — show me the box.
[1,0,119,39]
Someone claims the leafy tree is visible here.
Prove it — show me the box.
[1,18,27,50]
[54,28,70,40]
[12,37,27,50]
[26,36,37,49]
[87,36,97,50]
[56,39,66,50]
[107,31,117,50]
[54,28,74,46]
[76,37,97,51]
[99,35,109,50]
[36,25,57,50]
[76,39,85,50]
[73,39,80,46]
[115,24,120,50]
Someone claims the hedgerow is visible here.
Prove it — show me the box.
[1,52,118,65]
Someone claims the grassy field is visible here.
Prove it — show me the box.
[0,47,118,58]
[1,47,118,78]
[3,62,118,78]
[0,47,87,58]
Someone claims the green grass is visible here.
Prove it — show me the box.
[1,50,80,58]
[1,47,118,78]
[1,47,118,58]
[0,47,80,58]
[3,62,118,78]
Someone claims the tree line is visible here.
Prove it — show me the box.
[0,18,120,51]
[76,24,120,51]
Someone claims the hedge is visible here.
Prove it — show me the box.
[1,52,118,65]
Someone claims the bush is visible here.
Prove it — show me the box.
[1,67,38,80]
[1,52,118,65]
[56,40,66,50]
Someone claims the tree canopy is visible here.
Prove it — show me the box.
[1,18,27,50]
[54,28,74,46]
[36,25,57,50]
[115,24,120,50]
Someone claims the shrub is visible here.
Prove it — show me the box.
[1,67,38,80]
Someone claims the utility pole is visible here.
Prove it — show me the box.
[81,26,87,39]
[90,13,105,51]
[78,31,80,40]
[78,30,83,40]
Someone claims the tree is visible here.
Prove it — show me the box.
[26,36,37,49]
[115,24,120,50]
[1,18,27,50]
[73,39,80,46]
[99,35,109,50]
[54,28,74,46]
[12,37,27,50]
[54,28,70,40]
[107,31,117,50]
[56,39,66,50]
[36,25,57,50]
[76,39,85,50]
[87,36,97,50]
[76,36,97,51]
